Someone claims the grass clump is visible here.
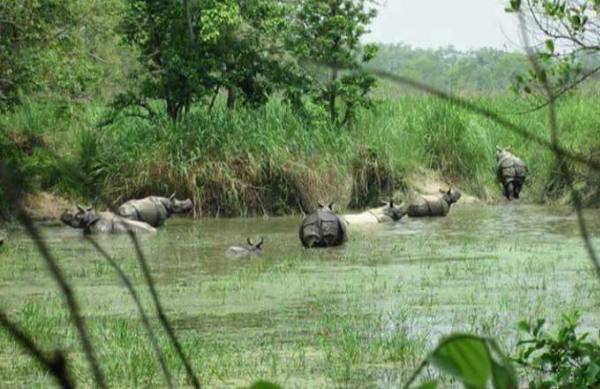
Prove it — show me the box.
[1,93,599,216]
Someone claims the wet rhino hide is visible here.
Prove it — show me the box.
[407,189,462,217]
[342,200,406,226]
[299,203,347,248]
[496,146,528,200]
[61,206,157,234]
[118,195,192,227]
[225,237,264,258]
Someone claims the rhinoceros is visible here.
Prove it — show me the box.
[407,188,462,217]
[117,194,192,227]
[496,146,528,200]
[225,237,264,258]
[61,206,157,234]
[299,202,347,248]
[342,200,406,226]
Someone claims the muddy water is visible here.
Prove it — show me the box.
[1,204,600,386]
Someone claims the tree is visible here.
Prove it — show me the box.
[0,0,120,106]
[506,0,600,102]
[121,0,295,120]
[291,0,379,125]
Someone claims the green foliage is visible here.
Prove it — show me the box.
[291,0,378,125]
[0,0,128,106]
[121,0,294,120]
[409,334,517,389]
[505,0,600,100]
[369,45,530,95]
[516,312,600,388]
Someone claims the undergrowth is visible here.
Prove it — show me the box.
[1,94,599,216]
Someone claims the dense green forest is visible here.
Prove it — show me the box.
[1,0,599,219]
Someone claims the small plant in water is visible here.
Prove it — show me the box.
[515,311,600,388]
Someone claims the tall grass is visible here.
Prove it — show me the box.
[1,94,599,216]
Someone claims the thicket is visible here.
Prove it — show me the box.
[1,0,599,218]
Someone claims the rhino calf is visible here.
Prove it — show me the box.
[496,146,527,200]
[225,237,264,258]
[342,200,406,226]
[118,194,192,227]
[407,188,462,217]
[61,206,157,234]
[299,202,347,248]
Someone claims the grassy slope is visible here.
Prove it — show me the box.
[1,94,599,217]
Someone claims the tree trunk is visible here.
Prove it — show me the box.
[328,68,338,124]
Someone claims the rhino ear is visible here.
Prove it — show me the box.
[317,201,324,208]
[76,204,86,213]
[328,201,334,210]
[496,145,502,152]
[390,199,394,207]
[169,192,176,201]
[439,188,446,194]
[256,237,264,249]
[380,199,389,206]
[507,145,513,151]
[86,206,93,212]
[247,237,253,246]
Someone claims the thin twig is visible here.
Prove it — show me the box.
[0,311,73,389]
[364,68,600,172]
[0,163,107,389]
[126,231,201,388]
[84,237,174,388]
[517,13,600,281]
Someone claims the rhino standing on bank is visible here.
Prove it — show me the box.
[496,146,528,200]
[61,206,157,234]
[118,194,192,227]
[299,202,347,248]
[225,237,264,258]
[342,200,406,226]
[407,188,462,217]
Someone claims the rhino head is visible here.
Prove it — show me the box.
[496,145,513,162]
[380,199,407,221]
[317,201,335,212]
[246,237,264,253]
[60,205,100,229]
[439,188,462,205]
[168,193,193,214]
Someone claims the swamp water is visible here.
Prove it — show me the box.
[1,204,600,387]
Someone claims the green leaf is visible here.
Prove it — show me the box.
[428,335,492,388]
[545,39,555,53]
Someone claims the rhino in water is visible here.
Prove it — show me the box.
[342,200,406,226]
[61,206,157,234]
[225,237,264,258]
[407,188,462,217]
[299,202,347,248]
[118,194,192,227]
[496,146,527,200]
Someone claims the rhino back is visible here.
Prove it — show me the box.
[300,209,345,247]
[408,195,448,217]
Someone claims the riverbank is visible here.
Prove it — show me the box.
[1,95,599,220]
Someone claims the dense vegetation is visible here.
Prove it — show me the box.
[1,0,598,220]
